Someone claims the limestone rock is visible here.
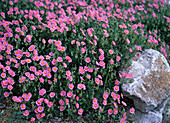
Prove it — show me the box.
[132,97,170,123]
[121,49,170,123]
[133,109,163,123]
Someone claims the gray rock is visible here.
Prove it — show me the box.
[134,109,162,123]
[132,97,170,123]
[121,49,170,123]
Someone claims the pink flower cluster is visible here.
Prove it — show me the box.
[1,0,169,122]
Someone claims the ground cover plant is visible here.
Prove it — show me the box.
[0,0,169,122]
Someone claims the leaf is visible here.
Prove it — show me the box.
[0,104,5,109]
[14,111,24,115]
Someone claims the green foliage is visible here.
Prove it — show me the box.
[0,0,169,122]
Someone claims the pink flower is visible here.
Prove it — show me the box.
[98,75,102,79]
[37,106,44,112]
[130,107,135,114]
[9,1,13,5]
[79,68,85,74]
[108,109,113,115]
[110,59,114,64]
[4,92,9,98]
[99,55,105,60]
[112,41,116,46]
[52,67,58,72]
[99,61,105,67]
[114,108,118,115]
[23,110,29,116]
[104,32,109,37]
[95,78,100,85]
[36,114,41,120]
[86,74,91,79]
[25,35,32,43]
[136,52,141,58]
[42,39,46,44]
[60,106,64,111]
[41,113,45,118]
[136,45,142,51]
[59,99,64,105]
[82,84,86,90]
[60,91,66,96]
[66,70,71,76]
[71,40,75,45]
[113,102,118,108]
[25,96,30,101]
[88,68,93,72]
[78,108,83,115]
[8,85,13,90]
[1,73,6,78]
[63,63,67,68]
[31,117,35,122]
[126,39,130,44]
[52,59,56,65]
[122,101,127,106]
[124,30,129,34]
[20,104,26,110]
[109,49,114,54]
[99,49,104,54]
[50,92,55,98]
[121,93,124,99]
[68,76,73,82]
[92,98,98,103]
[12,96,17,102]
[28,93,32,98]
[129,48,133,52]
[76,103,79,109]
[44,99,49,104]
[114,86,119,92]
[47,101,53,108]
[103,100,107,105]
[77,84,83,89]
[116,56,121,62]
[57,57,63,62]
[67,91,73,98]
[120,119,126,123]
[93,103,99,109]
[100,106,103,112]
[125,73,128,78]
[69,83,74,90]
[76,96,79,101]
[32,26,36,30]
[39,77,44,83]
[85,57,91,63]
[103,92,108,100]
[36,100,42,106]
[39,88,46,96]
[81,48,86,53]
[127,73,133,78]
[65,98,69,105]
[48,39,53,44]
